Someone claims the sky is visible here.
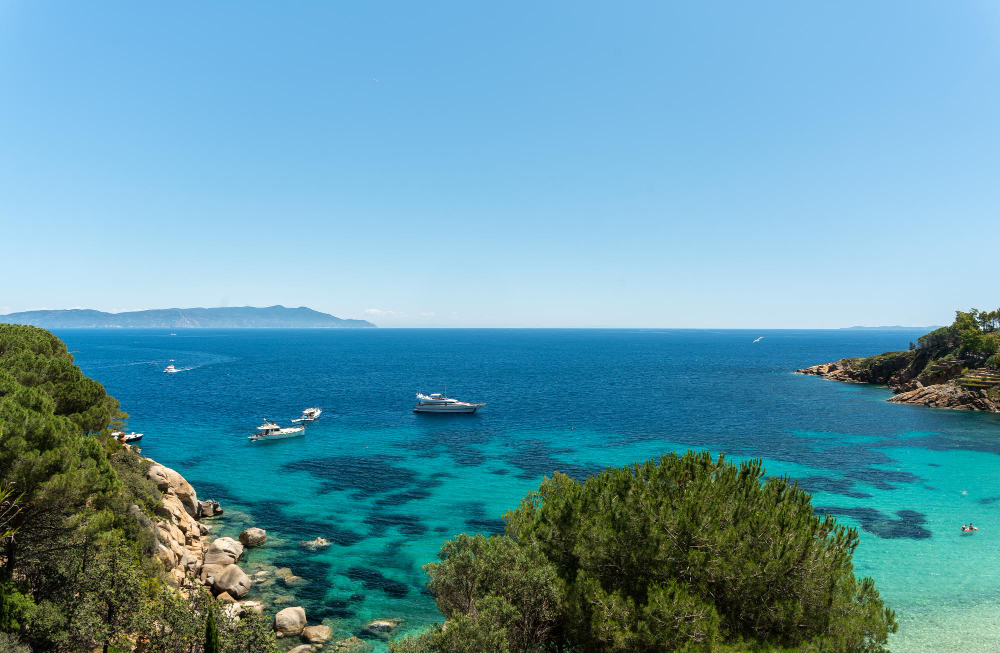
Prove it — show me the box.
[1,1,998,328]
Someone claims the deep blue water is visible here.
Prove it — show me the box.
[59,329,1000,651]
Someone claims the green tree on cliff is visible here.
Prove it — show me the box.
[205,610,221,653]
[394,452,897,653]
[0,325,278,652]
[954,309,1000,358]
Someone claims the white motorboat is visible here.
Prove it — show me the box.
[111,430,144,443]
[414,392,485,414]
[292,407,322,423]
[164,365,178,373]
[249,420,305,442]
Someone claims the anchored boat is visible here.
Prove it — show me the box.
[414,392,485,414]
[112,430,144,443]
[292,407,322,423]
[249,420,305,442]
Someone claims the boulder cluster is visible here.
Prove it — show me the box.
[146,462,217,588]
[145,459,367,648]
[145,461,264,614]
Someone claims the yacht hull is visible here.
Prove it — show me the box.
[249,428,305,441]
[414,404,483,413]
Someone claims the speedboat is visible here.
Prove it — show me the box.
[112,431,143,443]
[249,420,305,442]
[414,392,485,414]
[164,365,178,373]
[292,407,322,423]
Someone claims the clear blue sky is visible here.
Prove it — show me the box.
[1,1,997,327]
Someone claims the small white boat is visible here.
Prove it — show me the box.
[414,392,485,414]
[292,407,322,423]
[112,431,144,443]
[249,420,305,442]
[164,365,178,373]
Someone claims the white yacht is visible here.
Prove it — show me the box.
[414,393,485,414]
[292,407,322,423]
[164,365,178,373]
[111,431,144,443]
[249,420,305,442]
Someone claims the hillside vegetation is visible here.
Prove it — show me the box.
[0,324,276,652]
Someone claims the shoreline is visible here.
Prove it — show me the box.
[144,452,392,650]
[796,359,1000,413]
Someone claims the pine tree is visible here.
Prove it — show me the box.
[205,611,221,653]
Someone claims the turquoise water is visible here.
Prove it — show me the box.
[59,329,1000,651]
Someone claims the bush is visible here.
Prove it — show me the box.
[0,632,31,653]
[403,452,896,653]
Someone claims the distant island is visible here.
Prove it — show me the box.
[799,308,999,412]
[840,325,942,331]
[0,305,376,328]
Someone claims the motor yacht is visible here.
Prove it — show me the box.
[164,365,178,373]
[249,420,305,442]
[414,392,485,413]
[292,407,322,423]
[112,431,144,443]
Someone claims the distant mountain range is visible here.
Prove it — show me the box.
[0,306,376,329]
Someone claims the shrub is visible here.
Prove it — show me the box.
[402,452,897,652]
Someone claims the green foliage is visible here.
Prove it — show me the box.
[219,609,280,653]
[953,309,1000,357]
[426,534,562,651]
[917,325,956,346]
[0,632,31,653]
[205,611,221,653]
[0,325,278,652]
[405,452,897,653]
[0,580,34,632]
[988,354,1000,371]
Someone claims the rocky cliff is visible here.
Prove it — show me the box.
[144,459,264,615]
[796,349,1000,413]
[144,457,360,647]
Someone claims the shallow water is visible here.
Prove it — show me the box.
[60,328,1000,651]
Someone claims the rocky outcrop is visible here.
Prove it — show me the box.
[147,463,201,518]
[144,459,265,606]
[213,564,252,599]
[147,461,214,587]
[797,349,999,412]
[796,350,916,386]
[239,527,267,547]
[327,637,372,652]
[361,618,404,639]
[204,537,244,566]
[796,360,868,384]
[889,381,1000,411]
[302,624,332,643]
[199,499,223,517]
[274,606,307,637]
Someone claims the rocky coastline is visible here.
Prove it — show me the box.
[796,353,1000,412]
[143,455,386,651]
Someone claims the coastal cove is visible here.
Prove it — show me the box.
[63,328,1000,652]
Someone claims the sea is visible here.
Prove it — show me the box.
[57,328,1000,652]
